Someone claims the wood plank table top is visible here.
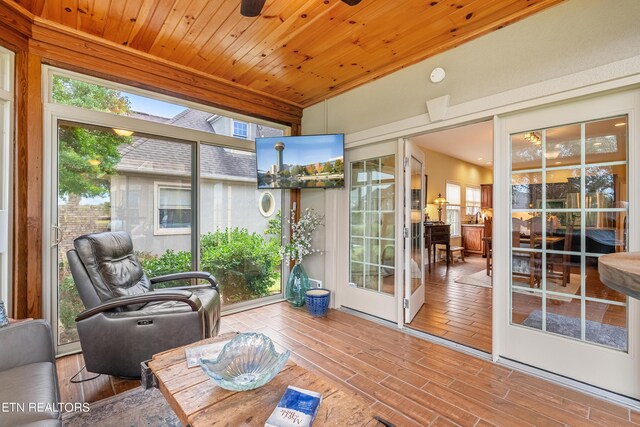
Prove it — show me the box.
[599,251,640,299]
[148,333,382,426]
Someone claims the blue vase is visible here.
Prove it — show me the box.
[286,263,310,307]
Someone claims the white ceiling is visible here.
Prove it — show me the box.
[410,120,494,167]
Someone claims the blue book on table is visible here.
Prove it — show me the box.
[265,386,322,427]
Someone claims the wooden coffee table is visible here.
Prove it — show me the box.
[148,333,381,426]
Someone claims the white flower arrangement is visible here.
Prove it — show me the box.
[280,208,324,264]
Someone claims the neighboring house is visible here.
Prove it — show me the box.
[110,109,283,255]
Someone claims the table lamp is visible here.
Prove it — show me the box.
[433,193,447,223]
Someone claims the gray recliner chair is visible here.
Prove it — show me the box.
[67,231,221,378]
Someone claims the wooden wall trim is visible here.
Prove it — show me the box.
[29,19,303,125]
[12,48,42,318]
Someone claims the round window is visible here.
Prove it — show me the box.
[258,192,276,217]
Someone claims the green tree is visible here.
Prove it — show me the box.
[264,210,282,239]
[322,162,333,173]
[334,158,344,174]
[53,76,133,197]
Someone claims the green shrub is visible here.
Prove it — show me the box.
[58,274,83,341]
[200,228,281,304]
[139,228,281,304]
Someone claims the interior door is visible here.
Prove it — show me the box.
[494,90,640,398]
[343,140,401,322]
[404,140,425,322]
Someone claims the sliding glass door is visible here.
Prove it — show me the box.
[53,122,194,348]
[45,70,287,354]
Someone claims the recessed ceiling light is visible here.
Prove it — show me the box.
[477,157,483,161]
[593,142,602,146]
[614,122,626,127]
[555,161,562,164]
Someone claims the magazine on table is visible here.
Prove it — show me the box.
[185,339,230,368]
[265,385,322,427]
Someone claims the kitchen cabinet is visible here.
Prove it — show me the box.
[481,184,493,210]
[462,224,485,255]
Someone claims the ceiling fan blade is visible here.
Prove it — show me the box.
[241,0,266,17]
[341,0,362,5]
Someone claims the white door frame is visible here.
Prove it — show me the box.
[403,138,425,323]
[340,139,402,323]
[493,90,640,397]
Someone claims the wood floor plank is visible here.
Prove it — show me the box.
[369,402,423,427]
[55,302,632,426]
[446,381,565,427]
[508,371,631,420]
[55,353,84,406]
[381,376,479,427]
[421,381,537,427]
[505,389,602,427]
[347,374,438,426]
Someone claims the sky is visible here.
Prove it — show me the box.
[256,134,344,172]
[124,92,187,118]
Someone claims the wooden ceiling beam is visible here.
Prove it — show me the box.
[29,18,302,123]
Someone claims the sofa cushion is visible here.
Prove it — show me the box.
[0,362,60,427]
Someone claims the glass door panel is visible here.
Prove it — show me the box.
[404,153,425,322]
[343,140,399,323]
[198,144,282,308]
[510,115,628,352]
[55,121,193,347]
[349,156,396,296]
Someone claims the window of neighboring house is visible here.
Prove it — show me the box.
[155,184,192,235]
[446,182,461,236]
[233,120,249,139]
[258,192,276,217]
[465,185,481,216]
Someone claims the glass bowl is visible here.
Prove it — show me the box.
[200,332,290,391]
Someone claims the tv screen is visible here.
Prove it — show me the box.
[256,134,345,189]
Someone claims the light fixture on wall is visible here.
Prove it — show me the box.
[524,131,541,145]
[433,193,448,223]
[113,128,134,137]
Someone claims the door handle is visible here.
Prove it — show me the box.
[52,225,63,247]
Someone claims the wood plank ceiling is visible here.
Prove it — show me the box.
[14,0,563,108]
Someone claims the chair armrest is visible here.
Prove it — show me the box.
[0,319,55,371]
[150,271,218,291]
[75,290,200,322]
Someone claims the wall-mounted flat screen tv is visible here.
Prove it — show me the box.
[256,134,345,189]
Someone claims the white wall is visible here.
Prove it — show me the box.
[300,0,640,292]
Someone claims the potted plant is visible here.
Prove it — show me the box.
[280,208,323,307]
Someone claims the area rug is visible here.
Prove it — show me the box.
[62,387,180,427]
[513,274,580,302]
[522,310,627,351]
[455,270,492,288]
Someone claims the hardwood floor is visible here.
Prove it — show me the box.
[408,255,493,352]
[56,301,639,426]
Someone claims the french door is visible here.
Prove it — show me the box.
[495,90,640,397]
[343,140,402,322]
[404,139,425,323]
